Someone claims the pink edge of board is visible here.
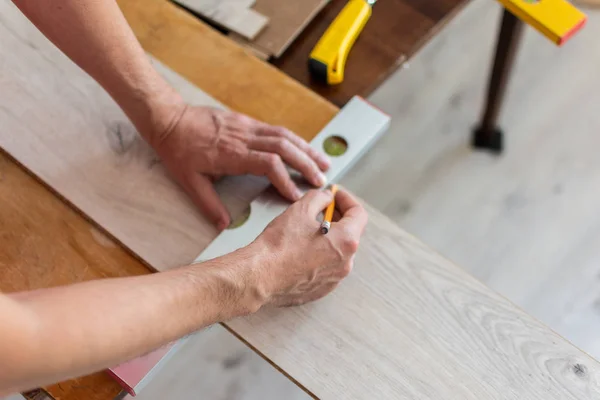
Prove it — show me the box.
[558,16,587,46]
[107,344,175,396]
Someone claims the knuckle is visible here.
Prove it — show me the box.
[298,189,319,212]
[220,141,240,157]
[306,188,320,198]
[264,153,282,169]
[341,237,360,254]
[267,126,286,137]
[275,138,290,153]
[354,203,366,215]
[308,147,321,158]
[340,262,353,278]
[274,126,289,136]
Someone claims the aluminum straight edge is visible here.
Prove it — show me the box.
[120,96,391,398]
[196,96,390,263]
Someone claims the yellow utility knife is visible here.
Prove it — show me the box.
[309,0,374,85]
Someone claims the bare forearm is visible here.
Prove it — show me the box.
[0,246,265,395]
[11,0,183,143]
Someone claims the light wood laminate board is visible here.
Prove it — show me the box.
[345,0,600,370]
[133,202,600,400]
[173,0,268,40]
[230,0,330,58]
[0,0,248,271]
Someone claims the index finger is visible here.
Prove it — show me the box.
[257,125,331,172]
[334,189,368,236]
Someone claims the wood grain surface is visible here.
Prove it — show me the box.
[344,0,600,377]
[0,3,221,270]
[0,0,336,273]
[274,0,469,106]
[134,203,600,400]
[229,208,600,399]
[231,0,330,58]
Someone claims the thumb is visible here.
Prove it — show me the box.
[184,173,230,231]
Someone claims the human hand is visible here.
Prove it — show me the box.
[250,188,368,307]
[152,105,331,230]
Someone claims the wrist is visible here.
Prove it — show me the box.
[235,243,272,315]
[107,69,186,149]
[242,239,281,308]
[200,244,271,319]
[133,85,186,149]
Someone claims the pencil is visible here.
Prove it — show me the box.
[320,184,338,234]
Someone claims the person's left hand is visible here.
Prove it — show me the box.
[151,105,331,231]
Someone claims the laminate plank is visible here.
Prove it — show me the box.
[345,0,600,380]
[0,0,229,270]
[172,0,268,40]
[230,0,330,58]
[132,202,600,400]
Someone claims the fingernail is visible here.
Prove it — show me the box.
[316,172,327,187]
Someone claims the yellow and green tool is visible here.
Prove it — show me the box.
[309,0,375,85]
[498,0,587,45]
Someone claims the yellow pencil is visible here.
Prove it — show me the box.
[320,184,338,234]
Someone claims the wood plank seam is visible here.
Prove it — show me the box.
[172,0,269,40]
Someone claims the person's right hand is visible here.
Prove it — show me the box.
[250,188,368,307]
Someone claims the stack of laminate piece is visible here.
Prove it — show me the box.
[173,0,330,59]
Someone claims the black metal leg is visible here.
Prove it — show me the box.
[472,8,524,154]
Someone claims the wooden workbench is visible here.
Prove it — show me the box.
[1,1,599,399]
